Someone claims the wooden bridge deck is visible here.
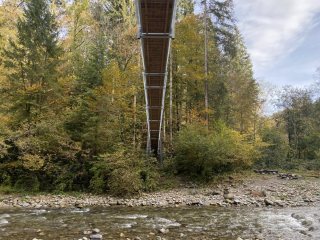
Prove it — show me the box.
[135,0,178,156]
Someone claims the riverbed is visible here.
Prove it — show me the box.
[1,205,320,240]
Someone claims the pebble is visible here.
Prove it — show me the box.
[302,220,313,227]
[75,202,84,208]
[299,230,308,235]
[90,234,103,240]
[308,226,316,231]
[264,198,274,206]
[291,213,303,220]
[158,228,169,234]
[0,176,319,210]
[224,193,235,200]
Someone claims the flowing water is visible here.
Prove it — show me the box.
[0,206,320,239]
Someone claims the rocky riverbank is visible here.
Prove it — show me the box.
[1,175,319,210]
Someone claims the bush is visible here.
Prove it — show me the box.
[174,124,259,180]
[108,168,142,196]
[90,148,159,196]
[14,174,40,192]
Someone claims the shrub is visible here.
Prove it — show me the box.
[174,124,259,180]
[14,174,40,192]
[108,168,142,196]
[90,148,159,196]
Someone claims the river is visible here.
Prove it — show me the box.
[1,206,319,239]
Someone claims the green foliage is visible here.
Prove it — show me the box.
[174,123,259,180]
[14,174,40,192]
[257,126,289,168]
[90,149,159,196]
[275,87,320,169]
[3,0,61,125]
[1,0,318,196]
[177,0,194,19]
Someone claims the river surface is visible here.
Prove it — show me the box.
[0,206,319,239]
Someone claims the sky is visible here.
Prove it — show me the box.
[233,0,320,89]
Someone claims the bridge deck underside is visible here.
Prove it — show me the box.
[139,0,175,153]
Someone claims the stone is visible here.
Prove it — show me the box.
[158,228,169,234]
[84,230,92,235]
[308,226,316,231]
[224,193,234,200]
[75,202,84,209]
[190,200,203,206]
[20,202,30,207]
[92,228,100,234]
[236,238,243,240]
[156,237,162,240]
[302,220,313,227]
[255,234,264,239]
[233,199,241,205]
[250,190,266,197]
[274,200,285,207]
[212,191,220,196]
[291,213,303,220]
[90,234,103,240]
[299,230,308,235]
[134,237,141,240]
[120,233,125,237]
[264,198,274,206]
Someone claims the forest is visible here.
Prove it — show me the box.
[0,0,319,196]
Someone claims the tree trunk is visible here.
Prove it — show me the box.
[133,94,137,148]
[204,0,209,128]
[169,49,173,149]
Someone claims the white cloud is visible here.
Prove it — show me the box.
[234,0,320,73]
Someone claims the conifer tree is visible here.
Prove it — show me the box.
[3,0,61,125]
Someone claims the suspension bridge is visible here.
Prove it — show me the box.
[135,0,178,159]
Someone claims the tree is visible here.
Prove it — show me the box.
[177,0,194,19]
[277,87,314,159]
[172,14,205,128]
[3,0,62,126]
[209,0,236,57]
[225,29,259,133]
[203,0,209,127]
[258,125,289,168]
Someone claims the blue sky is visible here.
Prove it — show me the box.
[233,0,320,89]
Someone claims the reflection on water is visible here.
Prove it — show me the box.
[0,206,319,239]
